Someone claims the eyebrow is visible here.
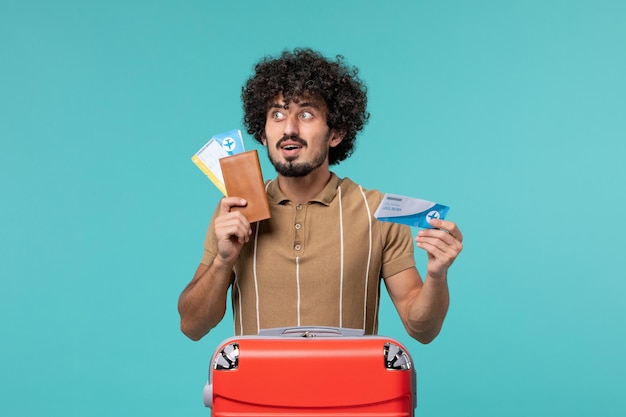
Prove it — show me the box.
[268,103,287,110]
[298,101,322,110]
[268,101,322,111]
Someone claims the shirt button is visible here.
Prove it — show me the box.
[296,204,303,211]
[295,223,301,230]
[294,244,302,251]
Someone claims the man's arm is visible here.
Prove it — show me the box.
[385,219,463,344]
[178,197,252,341]
[178,261,234,341]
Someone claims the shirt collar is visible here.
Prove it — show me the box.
[267,172,343,206]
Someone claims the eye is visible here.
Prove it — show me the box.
[272,110,285,120]
[299,111,314,120]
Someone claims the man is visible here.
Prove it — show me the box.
[178,48,463,343]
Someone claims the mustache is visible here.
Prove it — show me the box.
[276,135,307,148]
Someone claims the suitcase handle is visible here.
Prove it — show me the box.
[258,326,365,337]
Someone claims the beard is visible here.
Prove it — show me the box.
[267,135,329,177]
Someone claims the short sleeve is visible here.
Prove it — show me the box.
[380,222,416,278]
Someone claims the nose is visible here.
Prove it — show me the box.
[283,113,299,137]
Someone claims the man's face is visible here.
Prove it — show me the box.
[262,94,343,177]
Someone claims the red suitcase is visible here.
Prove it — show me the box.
[203,326,417,416]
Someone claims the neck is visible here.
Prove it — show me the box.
[277,168,333,204]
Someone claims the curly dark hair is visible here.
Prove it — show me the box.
[242,48,369,165]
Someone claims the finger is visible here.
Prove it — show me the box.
[415,235,456,255]
[416,239,460,269]
[217,224,250,245]
[216,214,252,242]
[416,240,454,267]
[415,231,463,256]
[219,197,248,215]
[428,219,463,242]
[417,228,456,245]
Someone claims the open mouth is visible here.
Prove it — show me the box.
[281,144,303,151]
[278,138,306,157]
[280,143,303,159]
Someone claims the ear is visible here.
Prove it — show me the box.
[260,132,268,146]
[329,130,345,148]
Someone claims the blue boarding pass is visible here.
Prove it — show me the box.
[374,193,449,228]
[191,129,246,195]
[212,129,245,155]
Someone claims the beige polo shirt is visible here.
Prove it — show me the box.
[202,173,416,335]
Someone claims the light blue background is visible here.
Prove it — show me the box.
[2,1,625,416]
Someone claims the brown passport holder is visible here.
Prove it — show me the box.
[219,150,271,223]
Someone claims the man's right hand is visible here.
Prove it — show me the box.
[214,197,252,266]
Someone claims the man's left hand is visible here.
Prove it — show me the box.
[415,219,464,280]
